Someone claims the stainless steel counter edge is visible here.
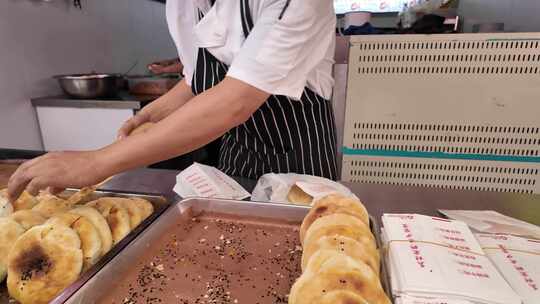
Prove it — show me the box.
[31,96,141,110]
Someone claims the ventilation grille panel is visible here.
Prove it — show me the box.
[356,38,540,76]
[350,123,540,157]
[343,33,540,194]
[343,156,540,194]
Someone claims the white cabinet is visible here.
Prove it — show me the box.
[33,99,138,151]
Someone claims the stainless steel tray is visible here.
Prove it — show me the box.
[0,190,169,304]
[65,198,393,303]
[373,218,394,304]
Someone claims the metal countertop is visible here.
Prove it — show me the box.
[100,168,540,226]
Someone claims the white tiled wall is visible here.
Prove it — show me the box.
[0,0,177,150]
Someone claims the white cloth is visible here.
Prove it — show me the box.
[166,0,336,100]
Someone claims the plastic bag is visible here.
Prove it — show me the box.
[251,173,357,205]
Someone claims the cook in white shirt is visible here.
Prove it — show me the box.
[7,0,339,200]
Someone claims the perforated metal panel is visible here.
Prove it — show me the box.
[342,33,540,194]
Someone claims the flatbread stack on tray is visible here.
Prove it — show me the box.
[289,194,391,304]
[0,189,154,304]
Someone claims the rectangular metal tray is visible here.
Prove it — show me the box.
[0,190,169,304]
[65,198,393,303]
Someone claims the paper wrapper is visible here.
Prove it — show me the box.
[476,233,540,304]
[173,163,250,200]
[396,295,474,304]
[439,210,540,240]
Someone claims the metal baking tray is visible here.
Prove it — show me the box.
[64,198,393,304]
[0,190,169,304]
[373,218,394,304]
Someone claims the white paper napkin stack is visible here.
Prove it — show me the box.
[476,233,540,304]
[382,214,522,304]
[173,163,250,200]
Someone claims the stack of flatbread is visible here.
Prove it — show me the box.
[289,194,391,304]
[0,189,154,304]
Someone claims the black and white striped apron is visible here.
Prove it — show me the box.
[192,0,338,180]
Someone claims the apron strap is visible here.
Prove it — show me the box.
[240,0,255,38]
[197,0,217,21]
[279,0,290,19]
[240,0,291,35]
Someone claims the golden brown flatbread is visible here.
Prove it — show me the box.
[302,235,380,276]
[0,189,38,211]
[128,197,154,220]
[100,197,144,229]
[48,212,103,270]
[70,206,113,255]
[290,250,390,304]
[0,218,25,282]
[303,213,375,250]
[7,223,83,304]
[32,192,72,218]
[86,198,131,244]
[10,210,47,231]
[300,194,370,243]
[317,290,370,304]
[0,191,13,217]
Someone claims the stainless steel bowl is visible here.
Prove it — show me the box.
[54,74,119,99]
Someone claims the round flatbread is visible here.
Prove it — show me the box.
[302,235,380,276]
[303,213,375,250]
[66,186,98,205]
[317,290,370,304]
[70,206,113,255]
[0,191,13,217]
[128,197,154,220]
[300,194,369,243]
[0,218,25,282]
[32,193,72,218]
[7,224,83,304]
[48,212,102,270]
[87,198,131,244]
[1,189,38,211]
[99,197,143,229]
[290,250,390,304]
[10,210,47,231]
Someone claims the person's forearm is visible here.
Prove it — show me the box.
[98,77,269,176]
[139,79,194,122]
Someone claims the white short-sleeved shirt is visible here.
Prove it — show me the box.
[166,0,336,100]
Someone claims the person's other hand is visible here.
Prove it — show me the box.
[147,58,183,75]
[117,111,152,140]
[7,151,108,202]
[148,62,169,75]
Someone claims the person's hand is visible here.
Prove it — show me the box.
[147,58,183,75]
[7,151,108,202]
[117,111,152,140]
[118,79,194,140]
[147,62,169,75]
